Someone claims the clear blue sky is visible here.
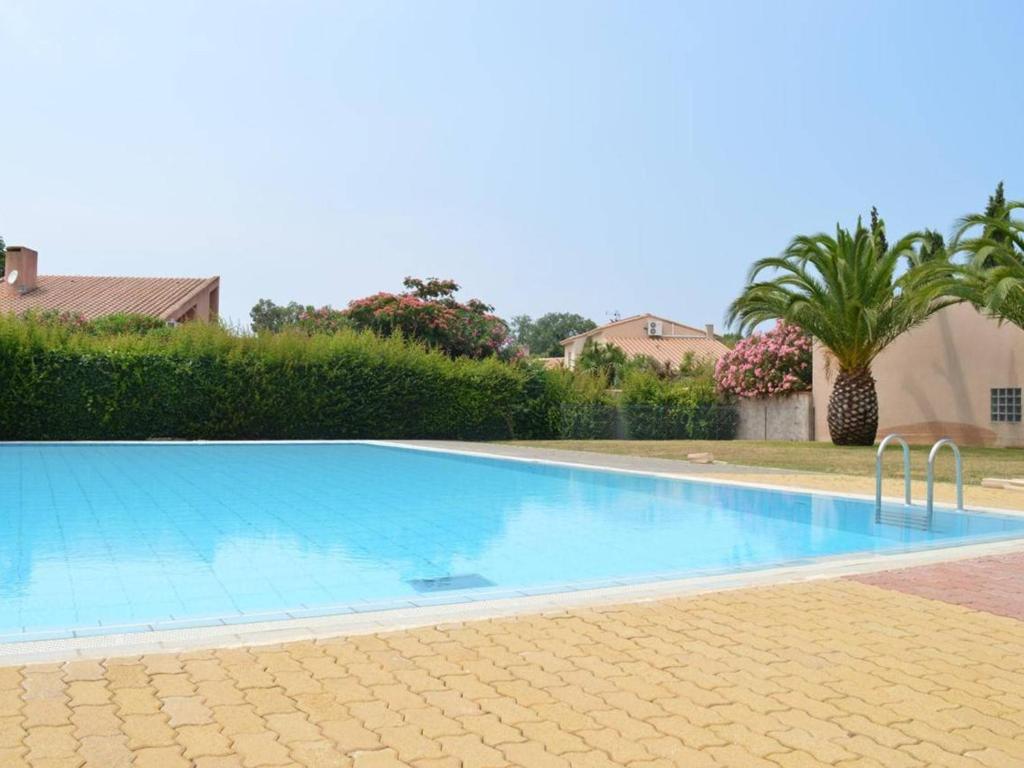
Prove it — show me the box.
[2,1,1021,329]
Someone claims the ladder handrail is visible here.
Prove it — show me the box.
[876,433,912,516]
[927,438,963,516]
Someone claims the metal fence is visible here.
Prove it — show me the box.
[558,403,738,440]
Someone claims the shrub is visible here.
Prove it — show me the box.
[714,321,811,398]
[87,313,169,336]
[620,370,737,439]
[344,277,509,359]
[555,370,618,439]
[0,315,560,441]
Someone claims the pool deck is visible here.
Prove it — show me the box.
[3,442,1024,766]
[3,556,1024,767]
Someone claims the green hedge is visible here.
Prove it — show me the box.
[0,318,564,441]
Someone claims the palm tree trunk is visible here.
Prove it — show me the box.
[827,368,878,446]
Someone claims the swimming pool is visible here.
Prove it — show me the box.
[3,442,1023,642]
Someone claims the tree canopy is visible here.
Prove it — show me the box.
[511,312,597,357]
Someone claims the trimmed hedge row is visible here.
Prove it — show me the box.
[0,319,563,441]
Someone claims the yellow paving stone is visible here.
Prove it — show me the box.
[21,669,65,701]
[0,745,29,767]
[398,709,463,740]
[436,734,508,768]
[899,741,990,767]
[264,712,323,744]
[0,578,1023,768]
[63,684,108,708]
[134,745,191,767]
[0,715,27,747]
[347,701,403,730]
[499,740,576,767]
[61,662,105,683]
[0,689,24,717]
[832,734,925,768]
[22,699,74,728]
[112,686,161,716]
[319,718,383,753]
[24,724,80,758]
[186,659,231,683]
[194,756,246,768]
[141,655,185,676]
[121,712,177,750]
[292,694,350,725]
[227,664,277,691]
[76,733,131,767]
[213,704,267,737]
[515,721,589,755]
[70,704,122,738]
[232,731,293,767]
[275,671,323,697]
[377,724,444,762]
[198,679,248,707]
[575,728,655,764]
[103,663,149,690]
[176,722,233,759]
[151,672,197,698]
[23,756,85,768]
[289,739,353,767]
[410,758,459,768]
[963,747,1024,767]
[246,687,298,716]
[350,748,413,767]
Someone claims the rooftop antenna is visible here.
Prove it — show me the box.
[606,309,621,322]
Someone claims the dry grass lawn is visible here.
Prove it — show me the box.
[506,439,1024,485]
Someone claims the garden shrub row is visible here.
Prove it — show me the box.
[0,318,564,441]
[0,316,736,442]
[557,371,738,440]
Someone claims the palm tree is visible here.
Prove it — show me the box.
[726,215,951,445]
[576,340,629,387]
[950,184,1024,329]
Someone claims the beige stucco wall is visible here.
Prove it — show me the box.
[562,315,706,367]
[812,304,1024,447]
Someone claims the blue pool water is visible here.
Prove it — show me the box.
[3,442,1024,642]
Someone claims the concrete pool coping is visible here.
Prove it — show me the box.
[2,438,1023,664]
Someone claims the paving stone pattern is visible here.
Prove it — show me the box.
[2,578,1023,767]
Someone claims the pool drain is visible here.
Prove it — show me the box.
[407,574,495,592]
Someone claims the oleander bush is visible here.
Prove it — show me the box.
[0,316,561,441]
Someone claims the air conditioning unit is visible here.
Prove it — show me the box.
[646,320,663,337]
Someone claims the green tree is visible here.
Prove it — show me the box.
[726,213,950,446]
[950,183,1024,328]
[0,235,5,275]
[513,312,597,356]
[249,299,311,333]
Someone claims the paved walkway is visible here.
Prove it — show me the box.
[3,570,1024,767]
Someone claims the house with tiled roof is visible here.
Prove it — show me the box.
[560,313,729,371]
[0,246,219,322]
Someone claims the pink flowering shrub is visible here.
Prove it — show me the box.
[344,277,509,359]
[715,321,811,398]
[295,306,350,335]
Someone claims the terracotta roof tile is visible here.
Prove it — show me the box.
[0,275,218,321]
[607,336,729,366]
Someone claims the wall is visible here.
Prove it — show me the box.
[812,304,1024,447]
[735,392,814,441]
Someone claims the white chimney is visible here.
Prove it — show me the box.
[3,246,39,295]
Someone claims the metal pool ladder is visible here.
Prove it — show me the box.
[927,438,964,516]
[875,434,912,523]
[875,434,964,529]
